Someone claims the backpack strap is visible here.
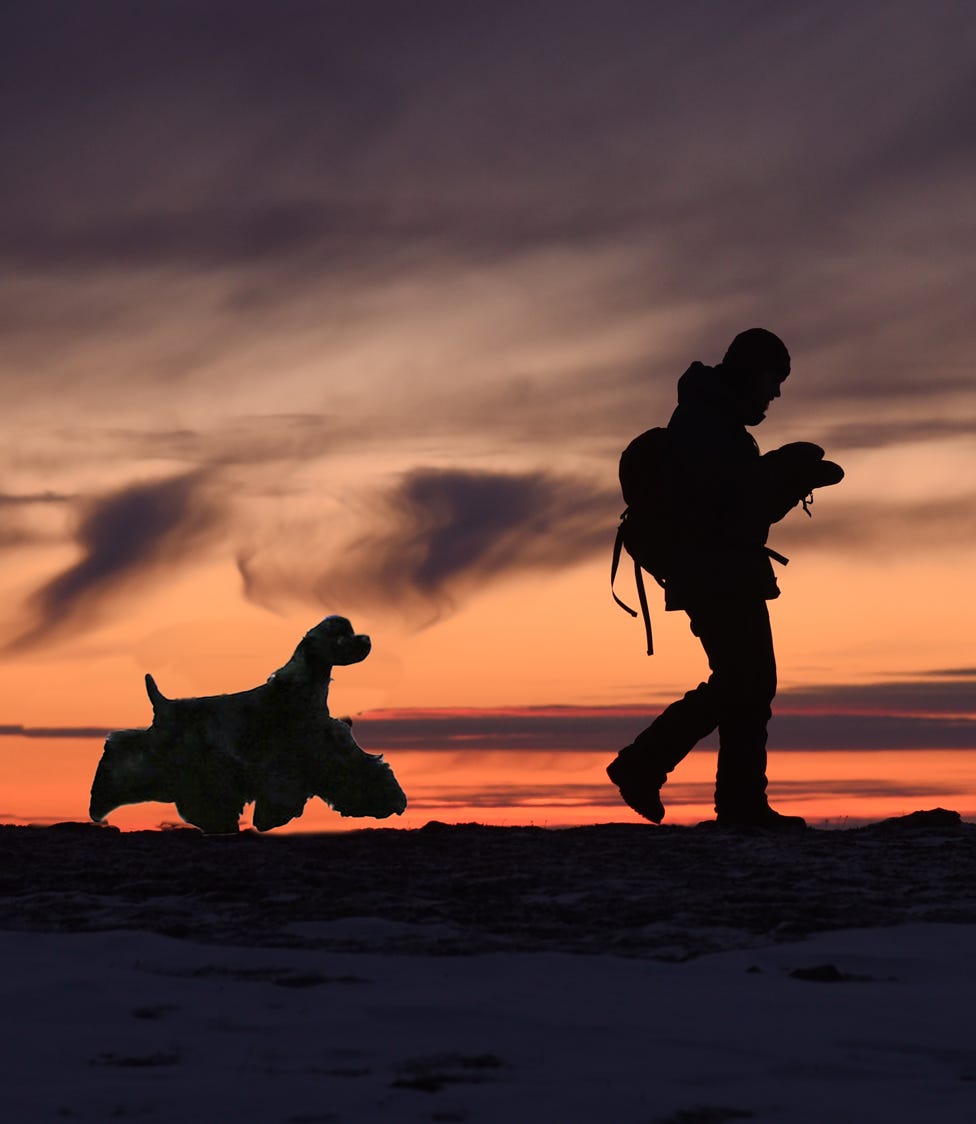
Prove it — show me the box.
[611,517,655,656]
[610,520,637,617]
[633,555,654,656]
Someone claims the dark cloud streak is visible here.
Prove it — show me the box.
[307,467,617,615]
[8,665,975,754]
[351,709,976,754]
[0,724,111,739]
[8,472,223,650]
[777,677,976,718]
[405,775,973,812]
[0,491,73,505]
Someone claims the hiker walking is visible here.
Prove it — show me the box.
[607,329,843,829]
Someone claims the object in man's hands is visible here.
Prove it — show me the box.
[760,441,844,522]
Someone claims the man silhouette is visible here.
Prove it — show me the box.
[607,329,843,829]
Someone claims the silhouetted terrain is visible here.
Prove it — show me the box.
[2,811,975,959]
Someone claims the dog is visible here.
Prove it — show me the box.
[89,615,407,833]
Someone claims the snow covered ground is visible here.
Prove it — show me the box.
[4,922,976,1122]
[3,813,976,1122]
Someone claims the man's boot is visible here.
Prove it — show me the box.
[607,745,666,823]
[715,800,806,831]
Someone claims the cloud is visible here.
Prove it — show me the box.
[8,472,223,650]
[241,467,617,619]
[350,683,976,752]
[0,491,73,505]
[6,415,365,496]
[9,665,976,753]
[772,495,976,555]
[2,0,975,658]
[776,674,976,718]
[405,775,973,814]
[105,413,355,470]
[4,0,975,479]
[739,777,973,802]
[0,724,111,739]
[0,490,74,554]
[0,202,443,275]
[766,714,976,751]
[818,418,976,452]
[6,5,973,310]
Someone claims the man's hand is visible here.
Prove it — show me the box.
[760,442,844,522]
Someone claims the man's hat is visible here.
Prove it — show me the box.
[722,328,791,378]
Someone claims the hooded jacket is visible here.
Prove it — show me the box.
[663,361,781,609]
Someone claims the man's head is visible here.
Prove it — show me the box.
[720,328,790,425]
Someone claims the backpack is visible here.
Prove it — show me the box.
[611,427,674,655]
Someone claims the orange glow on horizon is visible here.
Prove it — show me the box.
[6,737,975,835]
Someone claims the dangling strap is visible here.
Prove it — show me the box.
[633,556,653,656]
[611,521,638,618]
[610,519,654,656]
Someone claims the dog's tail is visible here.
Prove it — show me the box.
[145,673,169,713]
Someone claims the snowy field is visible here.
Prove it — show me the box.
[3,812,976,1122]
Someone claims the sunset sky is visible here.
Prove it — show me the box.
[2,1,974,828]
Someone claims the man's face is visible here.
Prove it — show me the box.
[736,368,785,426]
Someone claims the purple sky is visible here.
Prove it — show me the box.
[1,3,974,771]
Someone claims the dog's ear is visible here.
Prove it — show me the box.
[308,717,408,818]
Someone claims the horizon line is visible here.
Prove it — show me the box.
[3,700,975,754]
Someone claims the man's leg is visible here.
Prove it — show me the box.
[606,615,724,822]
[687,598,775,817]
[688,599,803,827]
[630,680,721,772]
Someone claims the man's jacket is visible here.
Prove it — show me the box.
[663,361,781,610]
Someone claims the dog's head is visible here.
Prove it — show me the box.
[271,615,371,692]
[301,615,371,667]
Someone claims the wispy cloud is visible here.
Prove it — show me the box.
[404,775,972,813]
[349,677,976,751]
[5,3,974,418]
[772,494,976,555]
[819,418,976,452]
[2,0,975,656]
[0,490,74,553]
[8,472,223,650]
[240,466,617,619]
[0,491,73,506]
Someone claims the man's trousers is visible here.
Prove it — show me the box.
[631,597,777,814]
